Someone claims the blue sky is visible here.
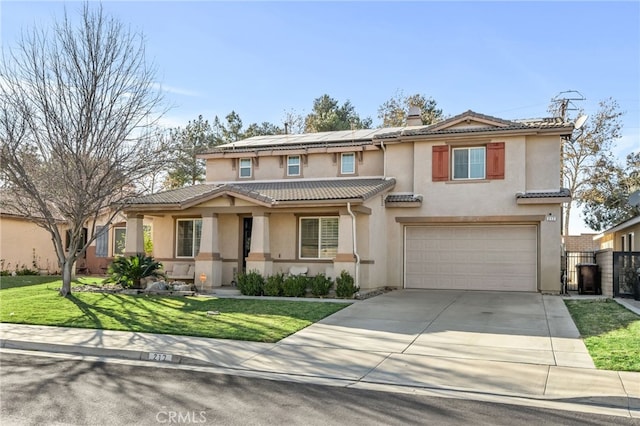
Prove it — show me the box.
[1,1,639,233]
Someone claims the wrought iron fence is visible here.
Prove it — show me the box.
[564,251,596,292]
[613,252,640,298]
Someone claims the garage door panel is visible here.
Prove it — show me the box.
[405,225,537,292]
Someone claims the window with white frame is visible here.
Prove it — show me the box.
[176,219,202,258]
[621,234,627,252]
[113,227,127,256]
[299,217,339,259]
[341,153,355,174]
[287,155,301,176]
[452,147,486,180]
[95,226,108,257]
[239,158,252,178]
[630,233,635,251]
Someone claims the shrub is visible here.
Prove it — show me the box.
[310,273,333,297]
[282,274,308,297]
[335,270,359,298]
[236,270,264,296]
[264,273,284,297]
[105,254,164,289]
[15,266,39,276]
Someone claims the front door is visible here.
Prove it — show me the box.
[241,217,252,273]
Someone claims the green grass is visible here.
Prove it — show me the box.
[564,299,640,371]
[0,276,347,342]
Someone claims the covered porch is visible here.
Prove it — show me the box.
[123,179,395,292]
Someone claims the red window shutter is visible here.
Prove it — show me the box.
[432,145,449,181]
[486,142,505,179]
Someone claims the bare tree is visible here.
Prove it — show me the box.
[0,4,167,296]
[549,97,624,235]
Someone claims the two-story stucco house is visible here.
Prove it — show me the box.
[122,110,573,293]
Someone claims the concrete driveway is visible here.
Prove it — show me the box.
[241,290,598,395]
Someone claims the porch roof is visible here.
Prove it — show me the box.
[125,178,396,210]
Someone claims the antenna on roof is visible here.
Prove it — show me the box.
[552,90,585,120]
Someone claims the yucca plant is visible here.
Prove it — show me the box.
[105,254,164,289]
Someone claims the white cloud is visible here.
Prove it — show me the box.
[152,82,201,98]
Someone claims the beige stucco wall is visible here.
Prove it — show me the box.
[0,216,59,273]
[205,150,384,182]
[382,135,564,293]
[612,223,640,251]
[525,136,561,190]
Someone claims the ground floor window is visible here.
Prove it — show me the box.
[95,226,108,257]
[113,227,127,256]
[299,217,338,259]
[176,219,202,258]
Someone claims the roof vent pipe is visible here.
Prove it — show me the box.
[406,106,422,126]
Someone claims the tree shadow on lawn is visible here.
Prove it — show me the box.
[63,292,341,341]
[0,275,62,290]
[64,293,179,333]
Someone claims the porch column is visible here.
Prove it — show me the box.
[195,211,222,291]
[246,212,273,276]
[124,213,144,256]
[333,211,356,278]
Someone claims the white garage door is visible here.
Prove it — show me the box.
[405,225,537,291]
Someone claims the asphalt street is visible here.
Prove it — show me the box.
[1,351,636,426]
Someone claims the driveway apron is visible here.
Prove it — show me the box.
[240,290,594,395]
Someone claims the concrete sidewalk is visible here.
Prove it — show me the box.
[1,290,639,418]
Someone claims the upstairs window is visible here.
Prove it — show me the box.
[176,219,202,258]
[341,153,355,175]
[239,158,252,178]
[287,155,301,176]
[453,147,485,180]
[432,142,504,182]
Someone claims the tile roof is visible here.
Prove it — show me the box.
[126,184,221,205]
[203,110,574,150]
[127,178,396,208]
[375,111,573,140]
[516,188,571,199]
[385,194,423,203]
[207,127,407,152]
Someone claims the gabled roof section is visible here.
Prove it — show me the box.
[125,178,396,210]
[374,110,574,140]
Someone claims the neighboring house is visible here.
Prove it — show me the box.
[0,199,141,275]
[594,215,639,251]
[122,110,573,293]
[83,212,154,274]
[0,204,63,274]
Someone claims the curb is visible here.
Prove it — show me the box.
[0,339,217,367]
[2,338,638,416]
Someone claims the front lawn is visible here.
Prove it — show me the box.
[0,276,347,342]
[564,299,640,371]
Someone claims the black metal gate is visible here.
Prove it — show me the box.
[564,251,596,292]
[613,252,640,297]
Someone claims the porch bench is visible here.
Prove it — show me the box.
[165,263,196,281]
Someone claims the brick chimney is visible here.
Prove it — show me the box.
[406,106,422,126]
